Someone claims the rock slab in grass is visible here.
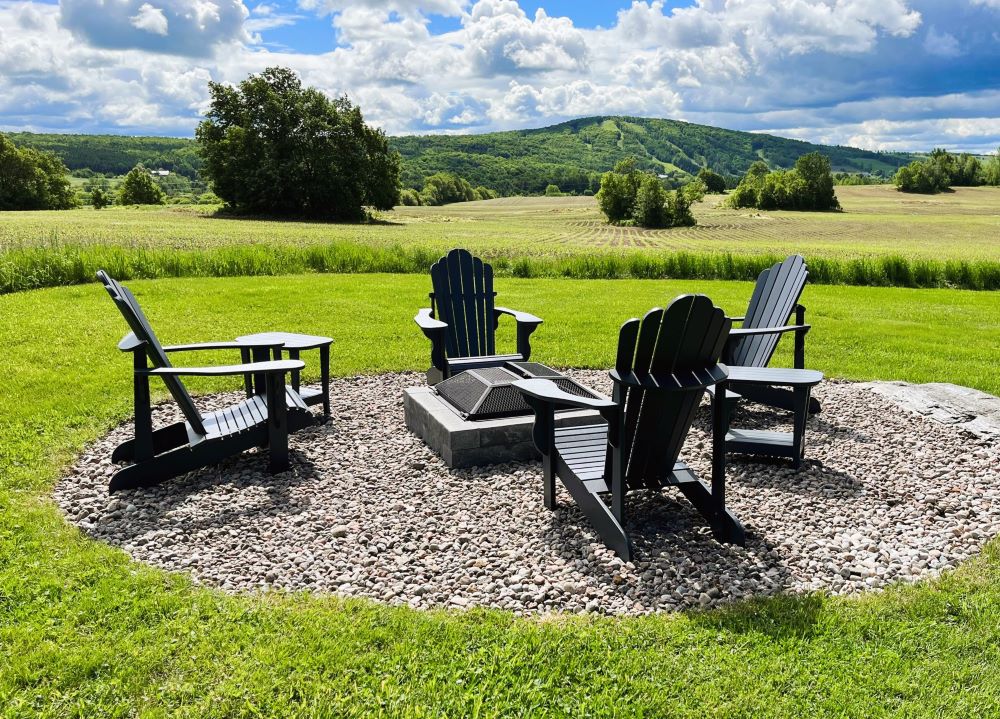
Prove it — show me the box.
[54,372,999,617]
[859,381,1000,441]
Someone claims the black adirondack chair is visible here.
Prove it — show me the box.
[514,294,744,561]
[723,254,820,413]
[415,248,542,384]
[97,271,316,492]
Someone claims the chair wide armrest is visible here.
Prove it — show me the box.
[729,324,810,338]
[118,332,146,352]
[414,308,447,332]
[513,379,616,411]
[495,306,542,325]
[163,340,285,353]
[610,364,729,392]
[495,306,542,361]
[141,359,305,377]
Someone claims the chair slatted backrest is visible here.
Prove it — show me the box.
[610,294,731,487]
[729,255,808,368]
[97,271,207,436]
[429,249,497,358]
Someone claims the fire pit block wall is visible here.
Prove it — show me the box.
[404,386,602,468]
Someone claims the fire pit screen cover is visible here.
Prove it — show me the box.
[434,361,604,420]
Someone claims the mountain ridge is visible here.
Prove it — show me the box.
[7,115,917,195]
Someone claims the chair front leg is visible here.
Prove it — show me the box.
[791,385,812,468]
[603,403,626,525]
[240,347,253,397]
[711,379,730,516]
[424,328,447,385]
[264,372,290,473]
[132,349,154,462]
[794,304,807,369]
[524,396,556,509]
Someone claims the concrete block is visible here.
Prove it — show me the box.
[403,386,602,468]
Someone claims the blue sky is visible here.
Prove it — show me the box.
[0,0,998,152]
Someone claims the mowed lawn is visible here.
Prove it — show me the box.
[3,185,999,262]
[2,274,999,717]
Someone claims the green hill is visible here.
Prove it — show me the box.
[6,132,202,179]
[392,116,916,194]
[8,116,915,194]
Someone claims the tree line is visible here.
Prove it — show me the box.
[893,148,1000,193]
[10,112,922,201]
[593,152,840,228]
[6,132,201,178]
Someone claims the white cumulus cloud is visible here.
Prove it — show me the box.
[130,4,168,35]
[59,0,250,56]
[462,1,588,74]
[0,0,997,154]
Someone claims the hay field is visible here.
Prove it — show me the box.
[1,185,996,261]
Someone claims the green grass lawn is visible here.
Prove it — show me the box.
[3,186,1000,292]
[2,274,999,717]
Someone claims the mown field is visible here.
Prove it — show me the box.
[2,275,999,717]
[2,186,999,293]
[4,186,999,259]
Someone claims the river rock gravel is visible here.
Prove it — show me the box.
[54,371,999,616]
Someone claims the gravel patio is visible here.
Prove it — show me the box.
[56,371,999,616]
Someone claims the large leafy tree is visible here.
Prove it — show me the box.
[118,165,166,205]
[0,134,77,210]
[696,167,727,193]
[794,152,840,210]
[196,67,401,219]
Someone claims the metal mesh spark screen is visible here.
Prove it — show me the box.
[434,363,604,420]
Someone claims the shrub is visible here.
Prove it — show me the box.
[473,186,498,201]
[727,153,839,211]
[681,178,707,204]
[834,173,885,186]
[118,165,166,205]
[419,172,475,206]
[894,148,985,193]
[894,160,950,194]
[399,188,421,206]
[196,66,400,220]
[91,187,111,209]
[597,157,696,228]
[951,152,983,186]
[544,184,561,196]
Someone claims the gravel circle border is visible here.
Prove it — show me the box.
[55,371,999,616]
